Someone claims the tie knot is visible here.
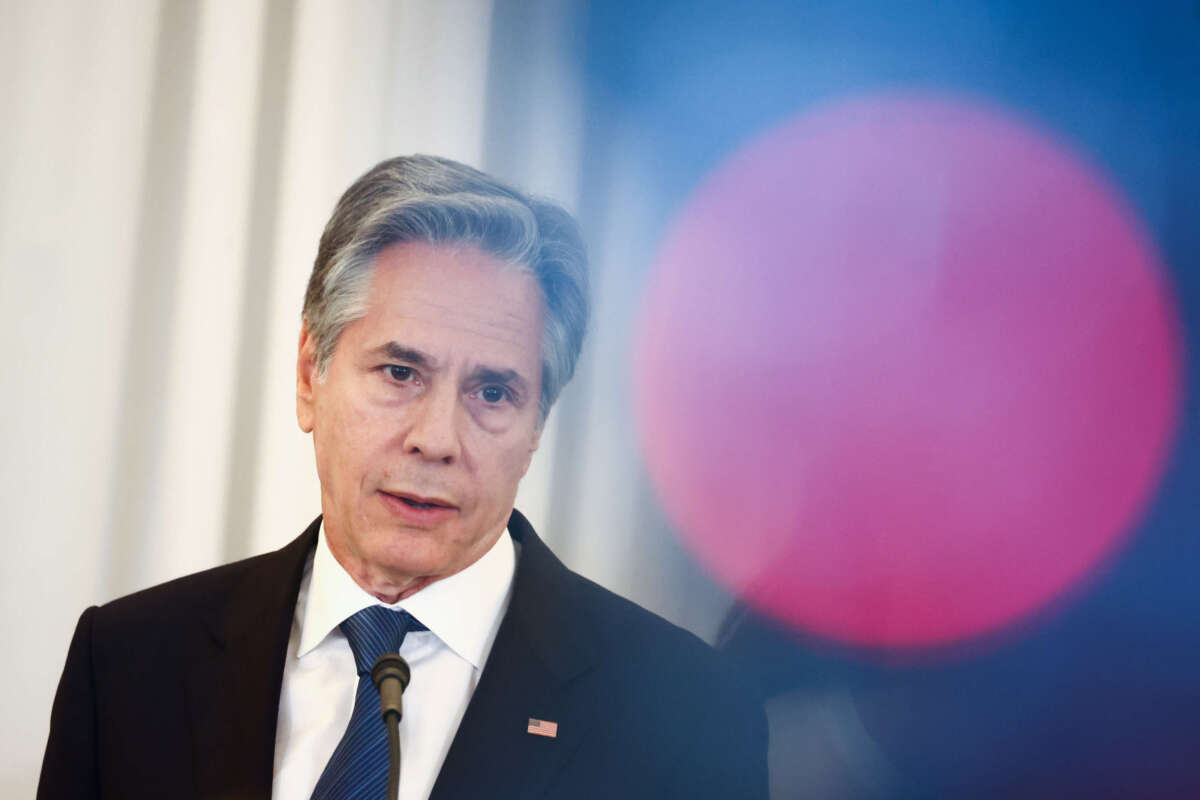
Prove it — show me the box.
[339,606,427,676]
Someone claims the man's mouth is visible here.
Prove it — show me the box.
[382,491,456,511]
[400,497,438,510]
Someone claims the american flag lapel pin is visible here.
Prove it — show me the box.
[527,718,559,738]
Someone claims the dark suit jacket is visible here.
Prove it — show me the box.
[38,511,767,799]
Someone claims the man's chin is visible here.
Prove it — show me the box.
[366,528,445,565]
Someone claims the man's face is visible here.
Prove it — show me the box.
[297,240,544,599]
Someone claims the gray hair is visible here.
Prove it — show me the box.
[302,155,589,424]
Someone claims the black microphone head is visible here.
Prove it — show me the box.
[371,653,411,692]
[372,653,411,724]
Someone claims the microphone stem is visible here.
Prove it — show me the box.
[385,712,401,799]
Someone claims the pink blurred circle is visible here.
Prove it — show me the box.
[634,92,1182,648]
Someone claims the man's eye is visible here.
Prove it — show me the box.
[386,365,414,382]
[480,385,509,404]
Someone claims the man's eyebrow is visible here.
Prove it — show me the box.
[472,366,529,390]
[370,344,528,389]
[371,342,438,369]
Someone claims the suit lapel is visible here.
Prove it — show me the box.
[186,519,319,799]
[430,511,601,800]
[178,513,594,798]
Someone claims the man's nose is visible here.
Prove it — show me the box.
[401,385,462,463]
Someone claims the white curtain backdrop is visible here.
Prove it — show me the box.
[0,1,736,794]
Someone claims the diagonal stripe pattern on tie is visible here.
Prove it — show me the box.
[310,606,427,800]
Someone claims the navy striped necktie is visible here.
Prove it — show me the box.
[310,606,427,800]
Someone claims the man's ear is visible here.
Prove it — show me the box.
[296,325,318,433]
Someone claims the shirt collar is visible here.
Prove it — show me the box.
[297,520,516,670]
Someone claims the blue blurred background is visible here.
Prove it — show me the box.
[570,1,1200,796]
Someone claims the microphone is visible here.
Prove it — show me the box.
[371,653,411,799]
[372,653,411,722]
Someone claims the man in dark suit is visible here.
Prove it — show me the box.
[38,156,767,799]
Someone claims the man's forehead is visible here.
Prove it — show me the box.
[367,297,542,353]
[353,243,546,373]
[379,285,541,344]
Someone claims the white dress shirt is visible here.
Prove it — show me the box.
[272,523,517,800]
